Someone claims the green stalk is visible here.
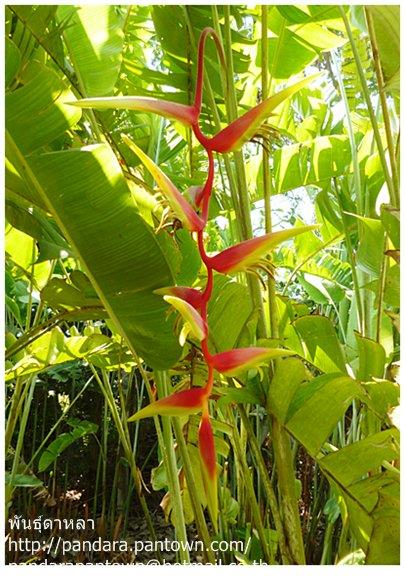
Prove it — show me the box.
[332,178,365,335]
[238,405,292,564]
[339,7,399,209]
[5,377,25,456]
[256,7,306,564]
[6,377,37,518]
[90,365,162,560]
[375,235,389,343]
[226,407,274,564]
[154,370,190,564]
[222,7,267,337]
[271,418,306,564]
[330,48,368,335]
[261,6,278,338]
[365,8,399,206]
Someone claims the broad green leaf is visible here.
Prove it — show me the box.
[360,381,400,422]
[366,490,400,565]
[18,142,182,368]
[268,358,308,423]
[5,38,21,87]
[5,472,43,488]
[38,419,98,472]
[354,333,386,382]
[41,276,103,311]
[271,136,351,195]
[5,326,135,381]
[5,61,81,154]
[216,385,263,408]
[351,215,385,277]
[292,315,347,373]
[208,277,253,352]
[289,22,347,51]
[380,205,400,248]
[57,5,124,96]
[319,429,399,487]
[286,374,359,455]
[258,8,345,80]
[367,6,400,89]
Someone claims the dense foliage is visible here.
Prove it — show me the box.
[5,4,400,565]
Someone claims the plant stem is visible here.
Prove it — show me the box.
[271,419,306,564]
[238,405,292,564]
[154,370,190,563]
[222,6,267,337]
[261,6,278,339]
[339,7,399,209]
[365,7,399,206]
[90,365,162,560]
[226,407,274,564]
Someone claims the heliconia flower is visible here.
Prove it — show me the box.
[211,347,294,376]
[208,226,318,274]
[199,411,218,529]
[122,134,204,232]
[203,74,321,153]
[154,286,203,310]
[71,96,198,126]
[127,386,208,421]
[163,295,207,345]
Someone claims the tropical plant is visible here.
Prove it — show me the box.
[5,4,399,566]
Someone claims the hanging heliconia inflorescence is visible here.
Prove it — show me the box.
[74,28,318,529]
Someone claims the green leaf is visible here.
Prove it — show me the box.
[319,429,399,487]
[5,326,134,381]
[38,419,98,472]
[5,472,43,488]
[5,38,21,87]
[5,61,81,154]
[351,215,385,277]
[19,142,182,369]
[57,5,124,96]
[355,333,386,381]
[360,381,399,421]
[292,315,347,373]
[380,204,400,248]
[41,276,103,311]
[271,136,351,195]
[268,358,308,423]
[208,277,253,353]
[367,6,400,89]
[285,374,359,455]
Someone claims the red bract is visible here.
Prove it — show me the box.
[198,410,218,529]
[122,135,205,232]
[211,347,295,377]
[208,226,318,274]
[154,286,203,310]
[127,386,207,421]
[72,95,198,126]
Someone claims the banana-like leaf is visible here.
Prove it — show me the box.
[8,133,182,369]
[292,315,347,374]
[56,5,124,96]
